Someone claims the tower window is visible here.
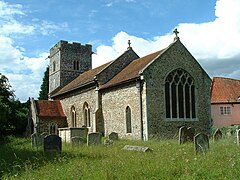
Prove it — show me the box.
[165,69,196,120]
[53,61,56,72]
[74,60,80,70]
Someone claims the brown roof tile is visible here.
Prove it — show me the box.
[211,77,240,103]
[53,61,112,96]
[36,100,65,117]
[100,49,165,89]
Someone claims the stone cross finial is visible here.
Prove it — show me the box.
[173,28,179,40]
[128,40,131,49]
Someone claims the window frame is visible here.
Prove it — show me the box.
[126,106,132,133]
[164,68,197,121]
[220,106,231,115]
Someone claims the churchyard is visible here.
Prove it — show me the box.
[1,129,240,179]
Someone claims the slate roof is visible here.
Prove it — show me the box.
[100,49,166,89]
[211,77,240,103]
[35,100,66,117]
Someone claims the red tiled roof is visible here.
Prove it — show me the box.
[52,61,112,96]
[36,100,65,117]
[211,77,240,103]
[100,49,165,89]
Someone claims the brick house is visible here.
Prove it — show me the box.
[211,77,240,127]
[30,31,212,140]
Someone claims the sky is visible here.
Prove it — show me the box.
[0,0,240,102]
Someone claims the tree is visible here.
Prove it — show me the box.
[0,73,28,135]
[38,66,49,100]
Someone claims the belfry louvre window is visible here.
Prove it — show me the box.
[165,69,196,119]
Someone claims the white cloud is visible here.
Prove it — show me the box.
[1,0,240,102]
[0,1,54,101]
[93,0,240,81]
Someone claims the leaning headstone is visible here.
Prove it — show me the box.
[186,127,195,142]
[123,145,153,152]
[31,133,41,147]
[213,129,223,141]
[71,136,86,146]
[194,133,209,155]
[108,132,118,141]
[237,129,240,146]
[44,135,62,153]
[179,126,188,144]
[87,132,101,146]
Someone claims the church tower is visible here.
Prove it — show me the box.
[49,40,92,94]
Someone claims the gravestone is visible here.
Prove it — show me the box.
[179,126,188,144]
[194,133,209,155]
[71,136,86,146]
[79,127,88,139]
[213,129,223,141]
[31,133,41,147]
[179,126,196,144]
[237,129,240,146]
[104,139,113,146]
[186,127,195,142]
[123,145,153,152]
[87,132,101,146]
[108,132,118,141]
[44,135,62,153]
[40,132,48,146]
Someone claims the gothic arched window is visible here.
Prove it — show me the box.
[71,106,77,127]
[165,69,196,119]
[126,106,132,133]
[83,102,90,127]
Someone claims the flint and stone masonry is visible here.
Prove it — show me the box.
[44,34,212,140]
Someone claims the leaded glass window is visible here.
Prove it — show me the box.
[165,69,196,119]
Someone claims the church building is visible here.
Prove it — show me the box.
[30,30,212,140]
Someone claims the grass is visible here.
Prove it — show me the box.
[1,136,240,179]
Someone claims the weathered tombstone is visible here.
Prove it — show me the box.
[194,133,209,155]
[31,133,41,147]
[186,127,195,142]
[79,127,88,139]
[71,136,86,146]
[179,126,188,144]
[104,139,113,146]
[123,145,153,152]
[44,135,62,153]
[237,129,240,146]
[40,132,48,146]
[213,129,223,141]
[108,132,118,141]
[87,132,101,146]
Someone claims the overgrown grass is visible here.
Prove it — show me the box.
[1,136,240,179]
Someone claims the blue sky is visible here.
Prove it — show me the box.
[0,0,240,102]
